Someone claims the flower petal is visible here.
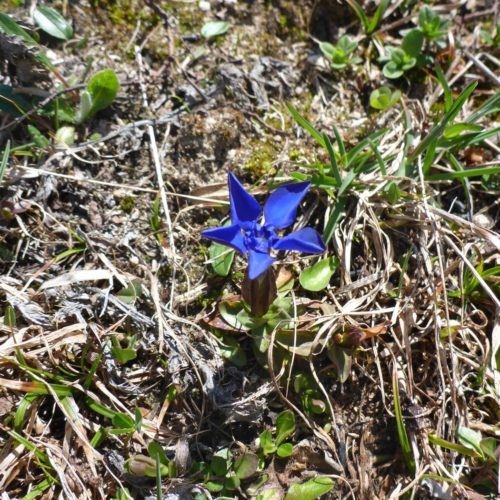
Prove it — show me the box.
[248,250,276,280]
[272,227,325,254]
[202,224,246,254]
[263,181,311,229]
[229,172,261,226]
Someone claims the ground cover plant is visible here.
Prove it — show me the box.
[0,0,498,498]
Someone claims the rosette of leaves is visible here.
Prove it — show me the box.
[381,29,424,79]
[418,7,448,41]
[369,86,402,111]
[319,35,361,70]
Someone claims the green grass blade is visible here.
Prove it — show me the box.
[408,81,477,163]
[434,65,453,112]
[323,197,346,243]
[286,103,325,148]
[368,139,387,175]
[428,434,479,457]
[426,165,500,181]
[347,0,369,32]
[368,0,390,34]
[332,126,346,163]
[466,92,500,123]
[323,133,342,185]
[393,371,415,474]
[0,140,10,185]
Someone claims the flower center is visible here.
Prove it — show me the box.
[242,221,278,253]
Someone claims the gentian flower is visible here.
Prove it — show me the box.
[202,172,325,280]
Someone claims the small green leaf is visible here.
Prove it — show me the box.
[210,450,231,476]
[209,241,235,276]
[201,21,230,39]
[116,282,142,304]
[457,427,484,457]
[27,125,50,149]
[148,441,169,465]
[111,412,135,433]
[299,256,338,292]
[370,86,401,111]
[285,476,334,500]
[234,452,259,479]
[79,69,119,122]
[401,29,424,58]
[217,334,247,367]
[275,410,295,446]
[277,443,293,458]
[480,437,497,460]
[260,430,277,455]
[327,344,352,383]
[33,7,73,40]
[385,181,400,204]
[111,346,137,364]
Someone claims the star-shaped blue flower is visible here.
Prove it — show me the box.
[202,172,325,280]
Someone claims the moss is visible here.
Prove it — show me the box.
[120,195,136,213]
[245,140,279,177]
[288,149,301,161]
[91,0,160,29]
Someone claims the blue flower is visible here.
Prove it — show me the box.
[202,172,325,279]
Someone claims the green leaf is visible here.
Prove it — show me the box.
[383,61,403,79]
[286,103,325,148]
[201,20,230,39]
[147,441,169,465]
[299,256,338,292]
[401,29,424,58]
[234,452,259,479]
[275,410,295,446]
[33,7,73,40]
[217,334,247,367]
[116,282,142,304]
[457,427,484,457]
[277,443,293,458]
[384,181,400,204]
[0,12,38,45]
[426,166,500,181]
[79,69,119,122]
[257,488,282,500]
[210,449,231,476]
[327,344,352,383]
[209,241,235,277]
[443,123,482,139]
[408,81,477,163]
[428,434,479,457]
[285,477,334,500]
[367,0,390,34]
[110,412,135,433]
[14,393,38,431]
[370,86,401,111]
[111,345,137,364]
[27,125,50,149]
[480,437,497,460]
[260,430,277,455]
[323,133,342,186]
